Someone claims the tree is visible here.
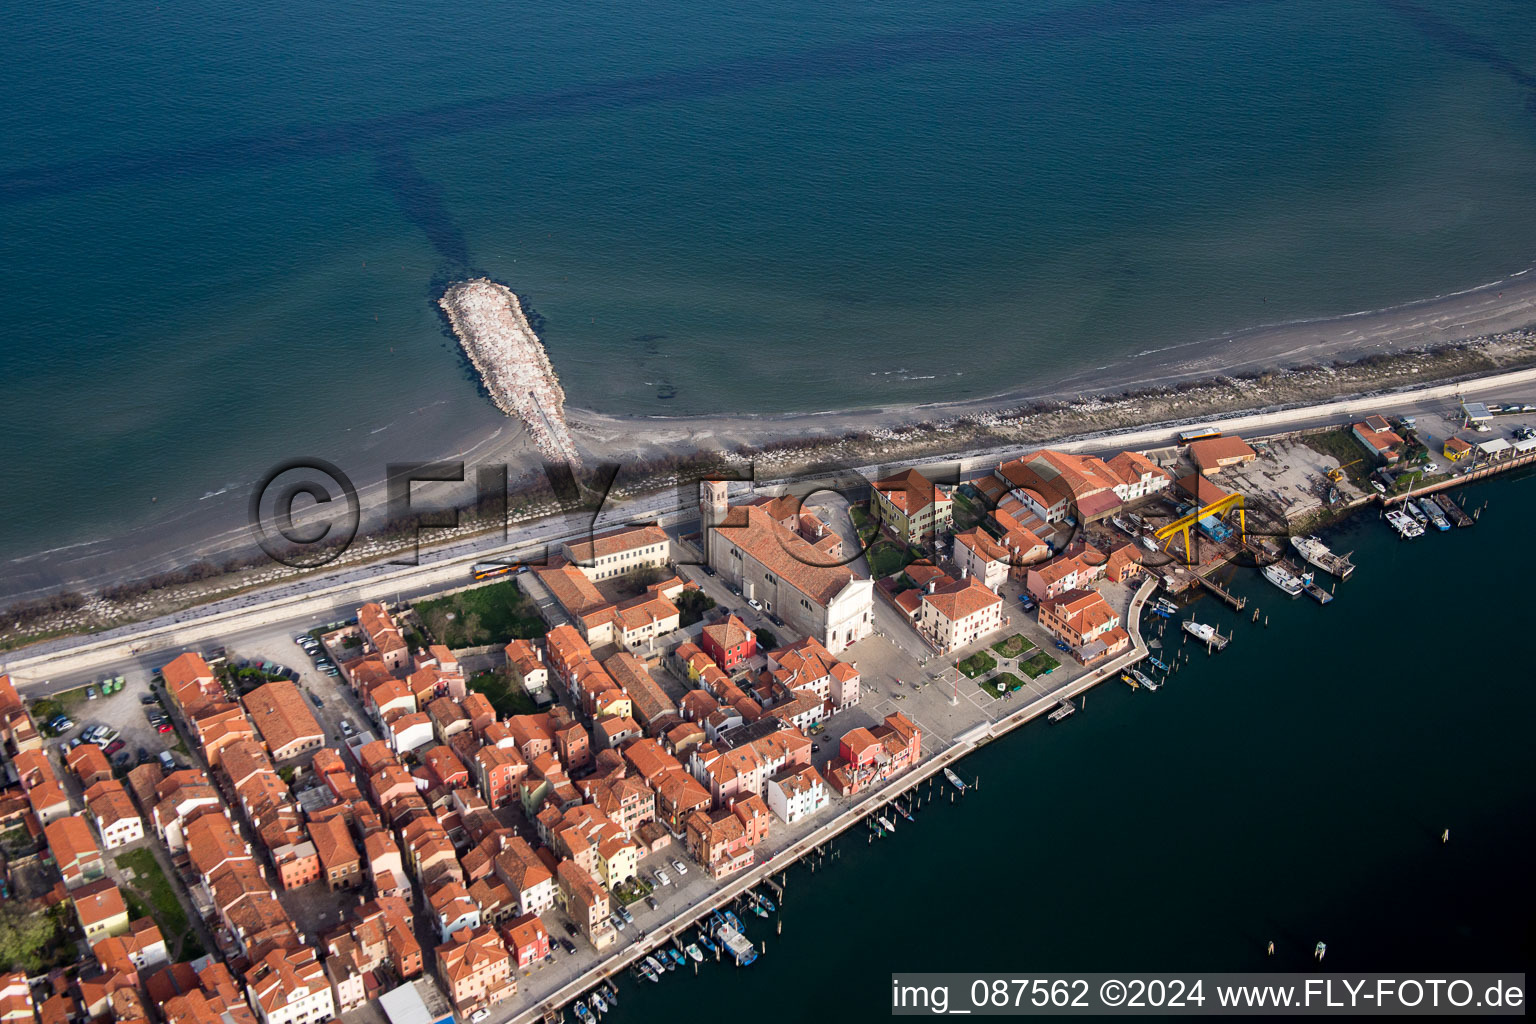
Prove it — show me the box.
[462,612,485,646]
[0,902,63,972]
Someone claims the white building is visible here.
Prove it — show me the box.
[917,576,1005,654]
[245,947,335,1024]
[387,713,435,756]
[561,525,671,582]
[702,484,873,655]
[766,765,829,825]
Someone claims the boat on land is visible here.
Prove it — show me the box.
[1183,620,1230,650]
[1290,535,1355,579]
[686,943,704,962]
[943,768,968,793]
[1385,509,1423,538]
[1262,562,1305,596]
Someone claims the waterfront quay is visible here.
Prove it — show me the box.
[503,580,1157,1024]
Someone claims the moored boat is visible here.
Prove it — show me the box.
[1406,501,1429,525]
[697,932,717,954]
[1290,535,1355,579]
[1182,620,1229,649]
[686,943,704,962]
[1130,668,1160,691]
[573,1003,593,1023]
[644,955,666,977]
[590,992,608,1015]
[1385,509,1422,538]
[1262,562,1304,597]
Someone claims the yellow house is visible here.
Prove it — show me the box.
[73,879,130,945]
[595,831,639,890]
[1443,436,1473,462]
[870,469,953,544]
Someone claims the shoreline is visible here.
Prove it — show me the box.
[2,266,1535,616]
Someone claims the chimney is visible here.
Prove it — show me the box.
[927,580,936,594]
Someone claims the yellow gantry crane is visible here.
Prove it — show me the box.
[1153,492,1247,563]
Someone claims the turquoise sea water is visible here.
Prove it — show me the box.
[2,0,1536,568]
[589,471,1535,1021]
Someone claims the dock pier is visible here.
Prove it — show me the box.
[1193,571,1248,611]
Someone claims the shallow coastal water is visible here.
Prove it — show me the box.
[591,471,1534,1019]
[3,0,1536,574]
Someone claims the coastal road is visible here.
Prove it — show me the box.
[8,371,1536,688]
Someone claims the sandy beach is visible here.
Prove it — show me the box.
[4,263,1535,612]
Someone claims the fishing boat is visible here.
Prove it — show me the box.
[1301,575,1333,605]
[1130,668,1160,691]
[644,955,666,976]
[1422,501,1451,531]
[942,768,968,793]
[1289,535,1355,579]
[1182,620,1229,650]
[590,991,608,1015]
[1385,508,1422,538]
[573,1003,593,1024]
[1262,562,1304,596]
[686,943,704,962]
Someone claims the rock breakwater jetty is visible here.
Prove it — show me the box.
[439,278,581,467]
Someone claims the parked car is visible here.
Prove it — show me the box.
[653,868,672,886]
[559,938,577,955]
[608,913,626,932]
[617,905,634,923]
[308,692,324,708]
[669,858,688,876]
[158,751,177,770]
[139,694,158,706]
[86,686,98,700]
[470,1012,489,1024]
[645,896,659,911]
[563,922,579,938]
[157,723,174,734]
[747,598,762,611]
[58,743,70,757]
[104,739,126,756]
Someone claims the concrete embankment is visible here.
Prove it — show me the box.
[440,278,581,466]
[506,580,1157,1024]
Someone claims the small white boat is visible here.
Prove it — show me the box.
[1406,501,1429,525]
[1385,509,1423,538]
[644,954,665,977]
[590,992,608,1015]
[878,815,896,833]
[686,943,703,962]
[1129,668,1160,691]
[1262,562,1304,597]
[1182,620,1229,650]
[942,768,967,793]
